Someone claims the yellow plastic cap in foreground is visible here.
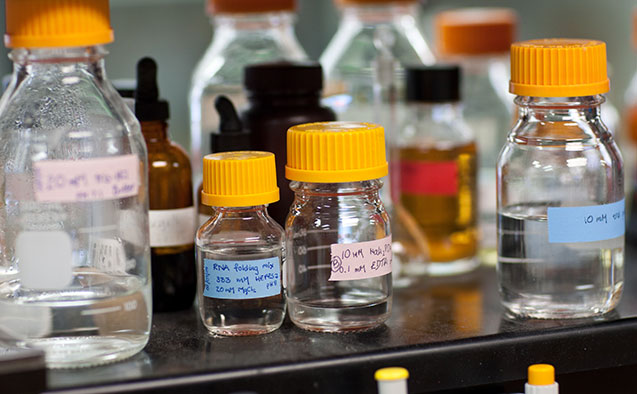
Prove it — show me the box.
[528,364,555,386]
[5,0,113,48]
[375,367,409,381]
[285,122,388,183]
[202,151,280,208]
[510,39,609,97]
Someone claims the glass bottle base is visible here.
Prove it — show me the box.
[15,335,148,369]
[204,323,282,336]
[501,287,623,319]
[287,298,390,333]
[428,256,479,276]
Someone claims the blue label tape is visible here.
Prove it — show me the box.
[203,257,281,300]
[547,199,625,243]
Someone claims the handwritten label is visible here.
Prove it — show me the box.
[33,155,140,202]
[329,236,392,281]
[149,207,196,248]
[399,161,458,196]
[548,199,625,243]
[203,257,281,300]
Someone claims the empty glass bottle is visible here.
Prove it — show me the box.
[189,0,307,180]
[498,39,624,319]
[286,122,392,332]
[136,58,196,313]
[396,65,478,276]
[0,0,151,367]
[196,151,285,336]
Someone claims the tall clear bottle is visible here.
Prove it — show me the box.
[189,0,307,180]
[321,0,434,282]
[498,39,624,319]
[0,0,151,367]
[435,8,517,265]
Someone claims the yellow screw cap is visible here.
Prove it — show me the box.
[510,38,609,97]
[528,364,555,386]
[5,0,113,49]
[285,121,388,183]
[374,367,409,381]
[202,151,280,208]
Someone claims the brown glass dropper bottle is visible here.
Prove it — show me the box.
[136,57,196,312]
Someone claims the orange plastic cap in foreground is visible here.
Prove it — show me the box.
[286,122,388,183]
[5,0,113,48]
[435,8,517,56]
[528,364,555,386]
[207,0,296,14]
[202,151,280,207]
[510,38,609,97]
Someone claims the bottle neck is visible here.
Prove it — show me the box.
[211,11,296,34]
[408,101,463,122]
[141,120,169,144]
[213,205,269,218]
[341,3,417,24]
[515,95,604,124]
[10,46,107,77]
[247,92,321,108]
[290,180,383,196]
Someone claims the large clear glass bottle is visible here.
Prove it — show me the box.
[0,0,151,367]
[396,65,478,276]
[189,0,307,180]
[434,8,516,265]
[498,39,624,319]
[196,152,285,336]
[321,0,434,123]
[286,122,392,332]
[136,58,196,313]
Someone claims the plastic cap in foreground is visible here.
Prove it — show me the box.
[528,364,555,386]
[510,38,609,97]
[5,0,113,48]
[285,122,388,183]
[202,151,280,207]
[435,8,517,56]
[375,367,409,381]
[207,0,296,14]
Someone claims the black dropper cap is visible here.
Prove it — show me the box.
[134,57,170,121]
[405,64,461,103]
[244,61,323,94]
[211,95,251,152]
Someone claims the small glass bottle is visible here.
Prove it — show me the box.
[435,8,516,264]
[526,364,558,394]
[196,96,252,226]
[242,61,336,226]
[396,65,478,276]
[196,151,285,336]
[189,0,307,180]
[0,0,151,367]
[135,58,196,312]
[286,122,392,332]
[375,367,409,394]
[321,0,434,123]
[498,39,624,319]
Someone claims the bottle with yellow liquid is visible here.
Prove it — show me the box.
[395,65,478,276]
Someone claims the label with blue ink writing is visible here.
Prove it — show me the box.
[547,199,625,243]
[203,257,281,300]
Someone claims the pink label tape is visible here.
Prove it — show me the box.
[34,155,140,203]
[329,235,392,281]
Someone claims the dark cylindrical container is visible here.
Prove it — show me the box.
[242,61,336,225]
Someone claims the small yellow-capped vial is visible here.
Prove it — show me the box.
[525,364,558,394]
[375,367,409,394]
[196,151,285,336]
[285,122,392,332]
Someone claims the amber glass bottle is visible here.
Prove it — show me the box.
[136,58,196,312]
